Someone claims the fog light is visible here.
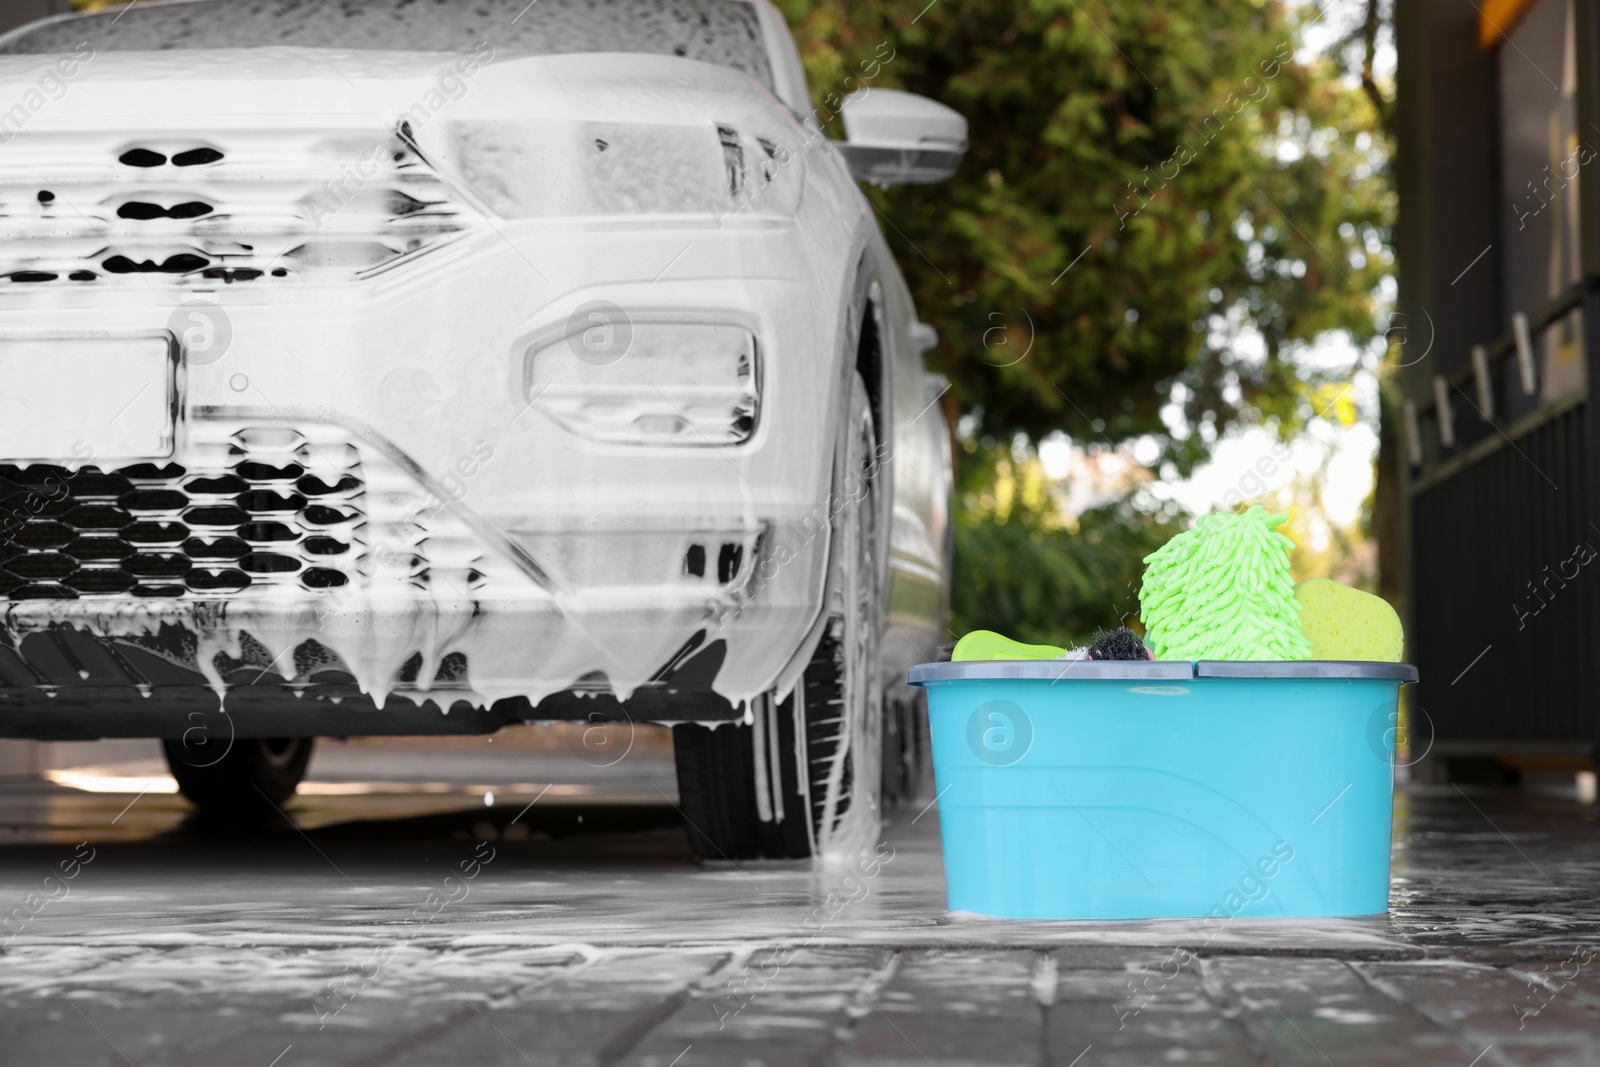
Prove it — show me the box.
[526,318,760,446]
[633,414,688,436]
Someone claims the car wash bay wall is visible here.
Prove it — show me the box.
[1396,0,1600,766]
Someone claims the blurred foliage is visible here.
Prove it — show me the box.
[950,440,1187,647]
[1275,476,1377,594]
[779,0,1394,470]
[782,0,1394,634]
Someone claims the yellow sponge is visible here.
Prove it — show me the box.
[1294,579,1403,662]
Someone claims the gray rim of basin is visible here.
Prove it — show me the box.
[906,660,1419,684]
[1195,660,1418,681]
[906,661,1194,683]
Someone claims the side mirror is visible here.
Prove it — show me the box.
[837,88,967,186]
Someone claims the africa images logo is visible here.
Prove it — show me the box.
[169,299,232,366]
[965,699,1033,766]
[566,300,632,367]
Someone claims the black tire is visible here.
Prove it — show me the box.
[163,736,315,816]
[673,372,884,860]
[672,686,815,860]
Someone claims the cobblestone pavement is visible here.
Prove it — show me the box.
[0,743,1597,1066]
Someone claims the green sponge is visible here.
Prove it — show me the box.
[951,630,1066,661]
[1139,506,1311,661]
[1295,578,1404,661]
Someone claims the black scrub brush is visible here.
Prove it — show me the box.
[1087,627,1153,661]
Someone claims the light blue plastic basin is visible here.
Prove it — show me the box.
[908,659,1419,921]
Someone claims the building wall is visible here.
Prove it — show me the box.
[1396,0,1501,418]
[1398,0,1600,757]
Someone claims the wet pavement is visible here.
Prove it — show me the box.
[1,736,1598,1066]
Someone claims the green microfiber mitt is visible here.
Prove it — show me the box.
[1138,506,1311,661]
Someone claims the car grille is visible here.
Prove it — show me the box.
[0,427,364,600]
[0,128,472,288]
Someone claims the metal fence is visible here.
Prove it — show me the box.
[1405,276,1600,759]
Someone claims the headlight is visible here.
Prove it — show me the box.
[420,120,804,222]
[526,316,759,446]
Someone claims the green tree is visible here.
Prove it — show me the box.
[781,0,1393,464]
[782,0,1394,636]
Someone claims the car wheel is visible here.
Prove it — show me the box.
[673,371,883,860]
[162,736,315,817]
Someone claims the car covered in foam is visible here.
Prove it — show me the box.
[0,0,961,858]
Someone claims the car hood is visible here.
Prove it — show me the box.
[0,44,788,122]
